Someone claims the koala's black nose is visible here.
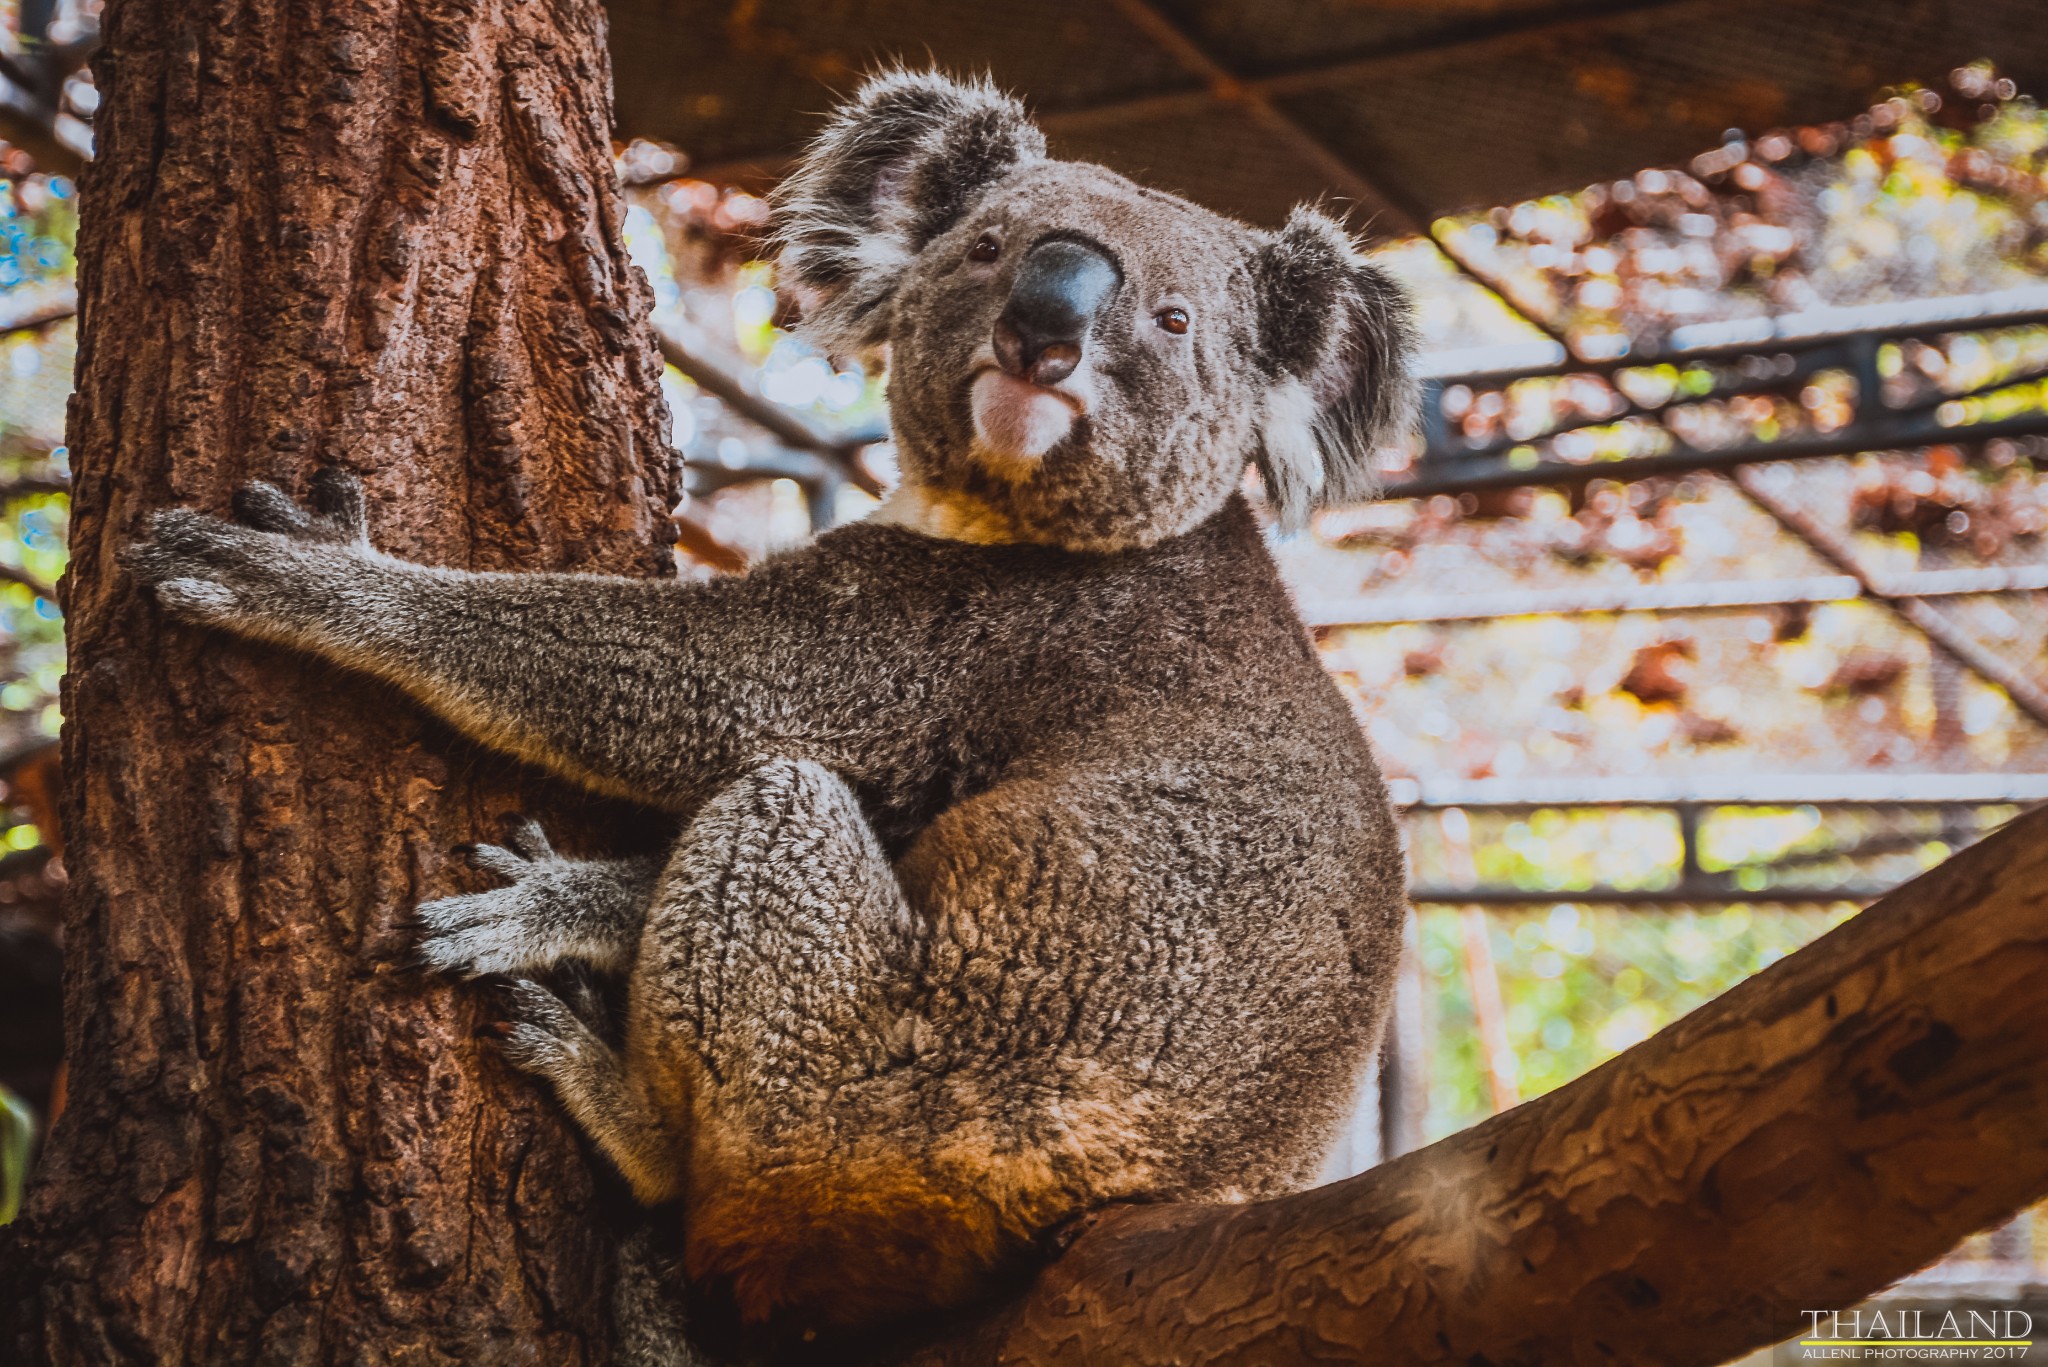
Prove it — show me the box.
[993,238,1119,387]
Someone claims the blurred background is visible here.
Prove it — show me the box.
[1,0,2045,1331]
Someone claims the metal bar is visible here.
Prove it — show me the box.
[1385,773,2048,808]
[1430,355,1828,465]
[1421,299,2048,390]
[1252,0,1711,103]
[1377,915,1427,1160]
[1303,563,2048,628]
[1422,231,1575,352]
[1892,358,2048,417]
[1759,822,1987,870]
[1409,884,1892,906]
[1098,0,1419,233]
[1733,464,2048,730]
[1040,0,1710,131]
[1385,410,2048,498]
[1678,804,1702,882]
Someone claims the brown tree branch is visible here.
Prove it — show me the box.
[671,511,750,574]
[655,324,885,495]
[891,803,2048,1366]
[0,562,57,604]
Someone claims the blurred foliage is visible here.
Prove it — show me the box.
[1416,901,1856,1139]
[1365,64,2048,504]
[1273,66,2047,1207]
[0,168,72,757]
[1421,61,2048,356]
[620,169,889,563]
[0,173,74,293]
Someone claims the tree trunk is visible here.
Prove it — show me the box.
[1,0,677,1361]
[890,803,2048,1367]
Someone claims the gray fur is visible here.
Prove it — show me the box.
[122,69,1415,1349]
[613,1227,707,1367]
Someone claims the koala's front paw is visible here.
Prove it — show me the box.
[122,469,370,627]
[414,819,573,979]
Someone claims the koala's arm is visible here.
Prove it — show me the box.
[123,476,940,808]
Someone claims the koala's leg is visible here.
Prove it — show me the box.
[498,759,911,1216]
[496,977,690,1205]
[413,818,663,978]
[632,756,912,1120]
[609,757,930,1332]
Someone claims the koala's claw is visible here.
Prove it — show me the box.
[308,468,369,536]
[458,833,546,882]
[122,509,279,622]
[230,471,368,546]
[123,508,248,575]
[553,962,615,1038]
[230,481,315,537]
[500,815,555,861]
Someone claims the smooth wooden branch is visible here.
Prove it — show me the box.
[892,805,2048,1366]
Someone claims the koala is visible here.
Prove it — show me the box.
[123,69,1416,1348]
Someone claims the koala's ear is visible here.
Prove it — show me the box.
[769,69,1046,355]
[1250,207,1419,530]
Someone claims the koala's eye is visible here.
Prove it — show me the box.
[1155,307,1191,336]
[968,234,1000,263]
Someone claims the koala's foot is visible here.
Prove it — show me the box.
[494,977,687,1206]
[494,976,608,1080]
[413,819,661,978]
[121,469,371,629]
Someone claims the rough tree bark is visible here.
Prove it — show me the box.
[1,0,677,1362]
[889,803,2048,1366]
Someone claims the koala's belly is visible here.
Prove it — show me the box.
[891,767,1394,1166]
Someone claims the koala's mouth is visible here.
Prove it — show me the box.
[968,368,1086,473]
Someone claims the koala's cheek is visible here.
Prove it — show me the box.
[969,372,1076,472]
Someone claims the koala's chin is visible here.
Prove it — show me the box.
[969,370,1079,475]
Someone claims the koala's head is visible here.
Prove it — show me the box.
[771,70,1417,551]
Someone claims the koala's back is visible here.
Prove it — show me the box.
[677,497,1406,1328]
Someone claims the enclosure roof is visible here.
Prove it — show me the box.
[606,0,2048,233]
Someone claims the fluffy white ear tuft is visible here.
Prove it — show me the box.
[1249,206,1419,528]
[768,69,1045,358]
[1257,378,1328,532]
